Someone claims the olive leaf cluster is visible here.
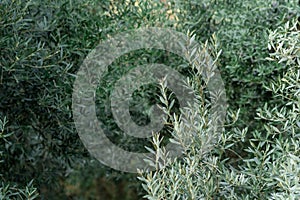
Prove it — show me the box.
[138,17,300,200]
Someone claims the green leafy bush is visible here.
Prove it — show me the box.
[139,17,300,200]
[0,0,181,198]
[0,0,134,198]
[1,0,299,199]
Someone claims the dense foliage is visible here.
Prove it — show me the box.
[0,0,299,199]
[139,2,300,200]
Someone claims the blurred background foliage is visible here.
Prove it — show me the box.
[0,0,299,199]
